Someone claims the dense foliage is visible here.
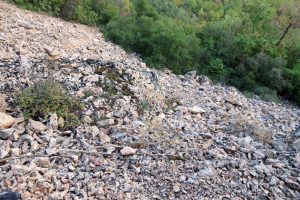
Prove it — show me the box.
[11,0,300,104]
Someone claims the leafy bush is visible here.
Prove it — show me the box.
[74,3,99,25]
[283,64,300,104]
[12,0,64,15]
[206,58,228,81]
[93,0,120,24]
[105,16,200,74]
[11,0,120,25]
[253,86,281,102]
[16,80,84,129]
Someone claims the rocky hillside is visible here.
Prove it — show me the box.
[1,2,300,199]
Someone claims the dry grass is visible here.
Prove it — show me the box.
[227,113,273,143]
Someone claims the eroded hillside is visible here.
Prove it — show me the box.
[0,2,300,199]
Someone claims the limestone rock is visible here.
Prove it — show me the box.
[99,132,111,143]
[198,165,217,178]
[0,112,14,128]
[0,191,21,200]
[188,106,206,114]
[225,95,242,106]
[120,147,137,156]
[18,19,34,29]
[0,146,9,159]
[11,164,32,173]
[292,139,300,152]
[0,128,15,140]
[68,165,76,172]
[294,126,300,137]
[269,176,278,186]
[48,113,58,129]
[27,120,47,133]
[97,119,114,127]
[284,179,300,191]
[0,94,7,112]
[32,157,51,168]
[173,183,181,193]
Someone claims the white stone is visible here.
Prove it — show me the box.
[188,106,206,114]
[120,147,137,156]
[68,165,76,172]
[173,183,181,193]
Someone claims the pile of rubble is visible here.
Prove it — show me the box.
[0,2,300,199]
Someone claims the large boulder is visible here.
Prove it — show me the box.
[0,112,14,128]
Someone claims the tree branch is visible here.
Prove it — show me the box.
[276,23,293,46]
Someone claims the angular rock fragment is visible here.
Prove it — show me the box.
[32,157,50,168]
[173,183,181,193]
[0,191,21,200]
[0,94,7,112]
[120,147,137,156]
[225,95,242,106]
[292,139,300,152]
[0,113,14,129]
[0,128,14,140]
[188,106,206,114]
[284,179,300,191]
[99,132,111,143]
[48,113,58,129]
[294,126,300,137]
[27,120,47,133]
[198,165,217,178]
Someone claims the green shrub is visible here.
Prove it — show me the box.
[283,64,300,104]
[104,16,200,73]
[93,0,120,24]
[12,0,64,15]
[74,4,99,25]
[206,58,228,81]
[232,71,258,91]
[137,100,149,115]
[249,53,286,91]
[60,0,100,25]
[253,86,281,102]
[16,80,84,129]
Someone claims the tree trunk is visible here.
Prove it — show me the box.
[276,23,293,46]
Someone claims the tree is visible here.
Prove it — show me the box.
[274,0,300,46]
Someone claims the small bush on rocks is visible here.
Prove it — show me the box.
[16,80,84,129]
[137,100,150,115]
